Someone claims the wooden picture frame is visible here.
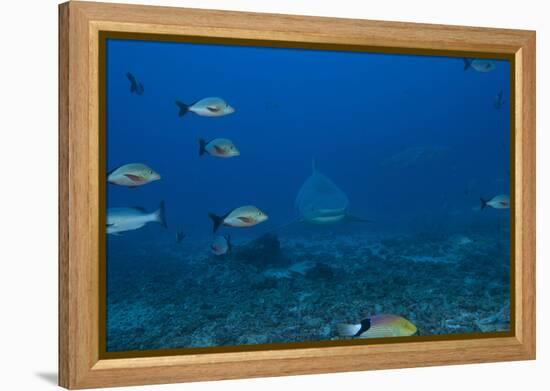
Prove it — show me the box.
[59,1,536,389]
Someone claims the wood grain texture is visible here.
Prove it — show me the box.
[58,1,536,388]
[58,3,70,387]
[517,33,536,354]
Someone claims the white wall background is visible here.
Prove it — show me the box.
[0,0,546,389]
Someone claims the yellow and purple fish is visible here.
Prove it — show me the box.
[208,205,268,233]
[199,138,240,158]
[337,314,417,338]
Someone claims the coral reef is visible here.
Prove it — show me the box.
[106,229,510,351]
[232,233,291,267]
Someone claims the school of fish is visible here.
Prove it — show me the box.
[109,60,509,341]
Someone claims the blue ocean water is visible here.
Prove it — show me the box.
[105,38,510,352]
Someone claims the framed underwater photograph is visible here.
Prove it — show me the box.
[59,1,536,389]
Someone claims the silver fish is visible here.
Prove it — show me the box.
[175,97,234,117]
[210,235,232,255]
[208,205,268,233]
[176,230,185,244]
[480,194,510,210]
[107,201,167,235]
[199,138,240,158]
[463,58,496,73]
[107,163,160,187]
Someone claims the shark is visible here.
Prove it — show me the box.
[295,160,370,225]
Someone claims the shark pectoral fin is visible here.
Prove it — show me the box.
[345,214,373,223]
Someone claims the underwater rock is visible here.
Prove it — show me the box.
[234,233,290,267]
[249,274,279,290]
[263,261,316,280]
[319,325,332,338]
[263,268,294,280]
[106,229,511,350]
[305,262,335,280]
[475,302,510,332]
[238,334,269,345]
[304,317,323,328]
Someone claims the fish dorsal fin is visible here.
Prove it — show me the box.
[131,206,148,213]
[106,165,121,177]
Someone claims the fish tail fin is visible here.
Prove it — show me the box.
[199,139,207,156]
[126,72,137,93]
[337,323,361,337]
[480,197,488,210]
[175,100,189,117]
[154,201,168,228]
[463,58,472,70]
[208,212,224,233]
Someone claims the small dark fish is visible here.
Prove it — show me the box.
[126,72,144,95]
[176,231,186,244]
[494,89,505,110]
